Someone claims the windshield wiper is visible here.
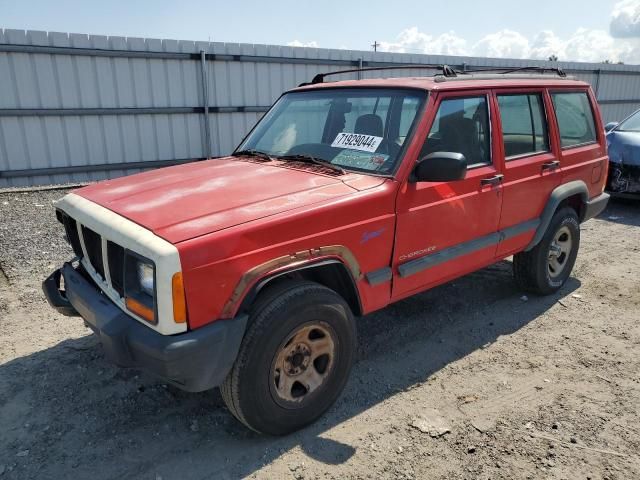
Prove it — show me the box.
[276,154,345,175]
[231,149,273,161]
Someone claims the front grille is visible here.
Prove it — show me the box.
[62,215,83,258]
[107,241,125,297]
[81,226,105,279]
[63,219,125,299]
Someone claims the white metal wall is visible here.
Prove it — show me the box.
[1,29,640,187]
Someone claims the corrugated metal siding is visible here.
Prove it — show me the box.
[1,29,640,187]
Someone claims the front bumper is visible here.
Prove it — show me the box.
[42,263,247,392]
[607,163,640,197]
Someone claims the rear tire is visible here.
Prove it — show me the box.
[220,281,356,435]
[513,207,580,295]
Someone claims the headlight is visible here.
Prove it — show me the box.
[137,262,154,296]
[124,252,156,324]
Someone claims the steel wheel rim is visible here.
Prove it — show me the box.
[270,322,336,407]
[547,225,572,279]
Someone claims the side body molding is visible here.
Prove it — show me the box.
[525,180,589,251]
[397,218,541,278]
[221,245,362,318]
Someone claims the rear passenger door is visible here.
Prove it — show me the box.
[494,89,562,257]
[550,90,606,199]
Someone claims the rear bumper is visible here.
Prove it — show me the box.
[42,263,247,392]
[582,192,610,222]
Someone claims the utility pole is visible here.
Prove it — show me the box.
[371,41,380,52]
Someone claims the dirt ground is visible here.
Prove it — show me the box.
[0,188,639,480]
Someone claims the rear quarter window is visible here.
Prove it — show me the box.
[551,92,597,148]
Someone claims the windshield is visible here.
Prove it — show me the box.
[618,109,640,132]
[237,88,426,174]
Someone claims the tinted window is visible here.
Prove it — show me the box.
[552,92,597,148]
[498,94,549,158]
[422,96,491,167]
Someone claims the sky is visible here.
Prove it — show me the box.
[1,0,639,64]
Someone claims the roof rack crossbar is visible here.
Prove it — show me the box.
[300,64,458,86]
[299,64,568,87]
[460,65,567,77]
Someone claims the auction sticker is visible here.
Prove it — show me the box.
[331,132,382,153]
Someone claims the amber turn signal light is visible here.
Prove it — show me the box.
[172,272,187,323]
[125,297,155,323]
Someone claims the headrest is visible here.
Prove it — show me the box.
[354,114,383,137]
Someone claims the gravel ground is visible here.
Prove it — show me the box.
[0,188,639,479]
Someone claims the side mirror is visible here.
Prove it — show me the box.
[605,122,618,132]
[412,152,467,183]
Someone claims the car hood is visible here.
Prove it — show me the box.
[607,130,640,165]
[73,157,385,243]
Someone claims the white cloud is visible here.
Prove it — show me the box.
[376,21,640,64]
[378,27,468,56]
[472,29,529,58]
[430,32,469,56]
[528,31,565,60]
[287,40,318,48]
[564,28,621,63]
[299,1,640,64]
[610,0,640,38]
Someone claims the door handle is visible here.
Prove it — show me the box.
[542,160,560,171]
[480,174,504,186]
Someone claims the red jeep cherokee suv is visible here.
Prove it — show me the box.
[44,66,609,435]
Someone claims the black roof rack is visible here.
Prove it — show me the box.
[299,64,458,86]
[299,64,567,87]
[461,65,567,77]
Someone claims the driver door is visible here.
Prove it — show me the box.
[392,91,504,300]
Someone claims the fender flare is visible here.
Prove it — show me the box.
[220,245,362,318]
[525,180,589,251]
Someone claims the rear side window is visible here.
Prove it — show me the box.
[551,92,597,148]
[497,94,549,158]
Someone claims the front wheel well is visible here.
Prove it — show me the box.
[243,261,362,317]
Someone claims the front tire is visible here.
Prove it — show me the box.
[220,281,356,435]
[513,207,580,295]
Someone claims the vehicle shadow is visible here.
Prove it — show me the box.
[598,196,640,227]
[0,261,580,479]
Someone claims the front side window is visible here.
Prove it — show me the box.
[498,93,549,159]
[238,88,426,174]
[551,92,597,148]
[421,96,491,167]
